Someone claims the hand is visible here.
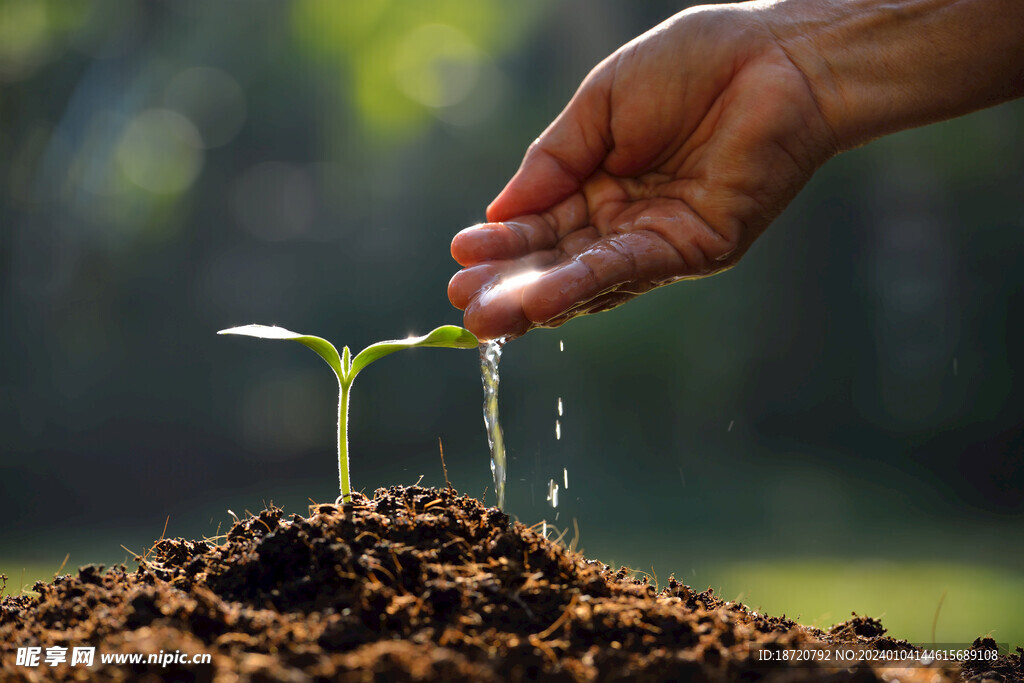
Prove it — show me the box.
[448,2,839,340]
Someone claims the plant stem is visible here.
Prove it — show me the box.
[338,379,352,504]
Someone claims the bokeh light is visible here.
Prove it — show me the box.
[115,108,203,195]
[0,0,56,81]
[393,24,484,109]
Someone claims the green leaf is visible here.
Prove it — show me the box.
[218,324,344,380]
[349,325,478,378]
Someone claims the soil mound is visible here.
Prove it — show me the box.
[2,485,1018,681]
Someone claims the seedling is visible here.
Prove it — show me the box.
[218,324,478,504]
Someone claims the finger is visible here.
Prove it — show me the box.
[452,193,591,266]
[462,281,533,341]
[449,250,563,314]
[448,263,500,311]
[456,251,566,340]
[450,218,559,267]
[522,231,685,324]
[487,67,612,223]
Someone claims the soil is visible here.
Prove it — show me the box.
[1,484,1019,682]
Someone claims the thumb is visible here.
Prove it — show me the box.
[486,71,611,222]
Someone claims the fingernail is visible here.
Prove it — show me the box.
[455,223,488,236]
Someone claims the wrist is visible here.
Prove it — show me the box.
[760,0,1024,150]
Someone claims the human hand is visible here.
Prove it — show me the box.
[448,2,839,340]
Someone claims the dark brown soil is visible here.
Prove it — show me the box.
[1,485,1019,681]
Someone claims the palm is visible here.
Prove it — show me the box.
[450,5,836,339]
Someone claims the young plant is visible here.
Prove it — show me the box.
[218,324,478,504]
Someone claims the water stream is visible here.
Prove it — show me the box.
[480,337,570,514]
[480,338,507,509]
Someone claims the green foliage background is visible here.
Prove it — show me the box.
[2,0,1022,647]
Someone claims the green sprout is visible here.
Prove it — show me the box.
[218,324,478,504]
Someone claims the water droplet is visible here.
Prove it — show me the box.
[953,357,958,376]
[546,479,559,508]
[559,340,564,352]
[542,520,547,537]
[727,419,734,432]
[480,338,508,509]
[557,397,563,416]
[563,467,568,490]
[555,419,561,440]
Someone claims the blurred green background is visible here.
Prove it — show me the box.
[2,0,1022,649]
